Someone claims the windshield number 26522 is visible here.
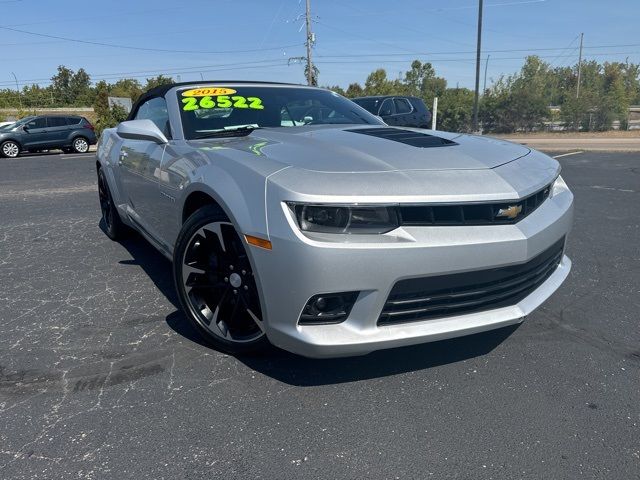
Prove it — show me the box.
[182,95,264,111]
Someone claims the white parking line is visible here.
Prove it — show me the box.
[60,154,95,159]
[553,151,583,159]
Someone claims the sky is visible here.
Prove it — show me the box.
[0,0,639,91]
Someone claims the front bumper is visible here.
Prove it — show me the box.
[249,186,573,358]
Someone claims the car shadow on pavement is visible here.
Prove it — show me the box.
[113,228,217,351]
[114,230,179,307]
[114,229,520,386]
[236,325,520,386]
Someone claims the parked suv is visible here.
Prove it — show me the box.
[0,115,97,158]
[352,96,432,129]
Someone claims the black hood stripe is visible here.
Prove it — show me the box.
[345,127,457,148]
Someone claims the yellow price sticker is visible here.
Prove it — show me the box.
[182,87,237,97]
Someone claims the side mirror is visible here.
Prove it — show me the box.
[117,119,168,144]
[22,125,29,131]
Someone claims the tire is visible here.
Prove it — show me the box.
[173,205,269,355]
[97,168,129,240]
[71,136,89,153]
[1,140,20,158]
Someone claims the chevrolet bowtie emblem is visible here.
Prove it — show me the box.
[496,204,523,219]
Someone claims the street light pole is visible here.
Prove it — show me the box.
[10,72,22,110]
[472,0,484,133]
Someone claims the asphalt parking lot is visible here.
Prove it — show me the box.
[0,150,638,479]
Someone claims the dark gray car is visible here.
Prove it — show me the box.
[352,96,432,129]
[0,115,97,158]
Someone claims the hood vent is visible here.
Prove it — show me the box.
[345,127,457,148]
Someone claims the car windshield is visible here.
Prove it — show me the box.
[177,85,381,139]
[352,98,382,115]
[1,116,34,130]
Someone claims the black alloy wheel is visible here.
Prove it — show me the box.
[97,168,128,240]
[174,206,268,354]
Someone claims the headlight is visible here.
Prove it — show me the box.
[550,174,568,197]
[288,203,399,234]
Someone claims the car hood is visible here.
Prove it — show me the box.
[188,125,530,173]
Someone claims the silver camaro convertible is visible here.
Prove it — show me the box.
[96,81,573,358]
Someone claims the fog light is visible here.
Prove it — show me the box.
[315,297,328,311]
[299,292,359,325]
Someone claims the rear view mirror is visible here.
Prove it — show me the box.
[117,120,168,144]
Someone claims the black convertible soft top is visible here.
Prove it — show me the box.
[127,81,303,121]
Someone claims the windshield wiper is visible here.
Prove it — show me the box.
[194,125,262,139]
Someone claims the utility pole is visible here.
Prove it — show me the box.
[10,72,22,110]
[472,0,484,132]
[576,32,584,99]
[305,0,315,85]
[483,54,490,93]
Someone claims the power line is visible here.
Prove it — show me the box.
[2,50,637,88]
[315,20,423,55]
[0,5,184,29]
[0,58,290,87]
[314,43,640,58]
[0,61,294,88]
[311,52,640,64]
[0,25,303,55]
[324,0,473,48]
[546,35,581,68]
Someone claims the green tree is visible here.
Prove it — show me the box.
[70,68,93,106]
[110,78,143,101]
[94,80,118,136]
[481,57,550,132]
[143,75,174,92]
[403,60,447,107]
[345,83,364,98]
[325,85,346,96]
[49,65,93,106]
[51,65,75,105]
[363,69,399,96]
[439,88,474,132]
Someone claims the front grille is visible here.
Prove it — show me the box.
[399,184,551,226]
[378,238,565,326]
